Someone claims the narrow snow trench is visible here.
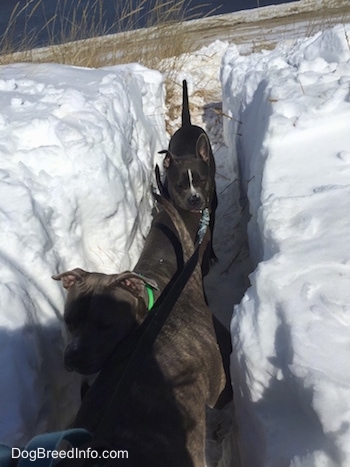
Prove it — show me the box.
[201,101,253,467]
[203,101,252,329]
[163,66,253,466]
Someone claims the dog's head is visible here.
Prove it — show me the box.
[53,268,157,375]
[160,132,214,212]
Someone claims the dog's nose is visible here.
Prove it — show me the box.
[188,194,201,208]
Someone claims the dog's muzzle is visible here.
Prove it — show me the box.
[188,194,203,211]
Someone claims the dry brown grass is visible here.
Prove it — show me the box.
[0,0,210,69]
[0,0,214,118]
[304,0,348,38]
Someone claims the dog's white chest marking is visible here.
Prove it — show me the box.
[187,169,197,195]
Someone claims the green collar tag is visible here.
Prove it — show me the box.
[145,284,155,311]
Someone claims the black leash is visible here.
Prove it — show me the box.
[93,240,201,439]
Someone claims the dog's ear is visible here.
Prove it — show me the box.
[115,272,158,296]
[196,133,210,164]
[52,268,87,289]
[159,149,173,169]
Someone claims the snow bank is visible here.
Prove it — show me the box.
[0,62,165,445]
[222,24,350,467]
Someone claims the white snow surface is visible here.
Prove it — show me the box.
[2,20,350,467]
[222,24,350,467]
[0,62,166,445]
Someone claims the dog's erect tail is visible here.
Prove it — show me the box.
[181,80,191,127]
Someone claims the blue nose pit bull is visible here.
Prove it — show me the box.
[159,80,218,271]
[53,198,227,466]
[52,269,157,375]
[162,132,214,212]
